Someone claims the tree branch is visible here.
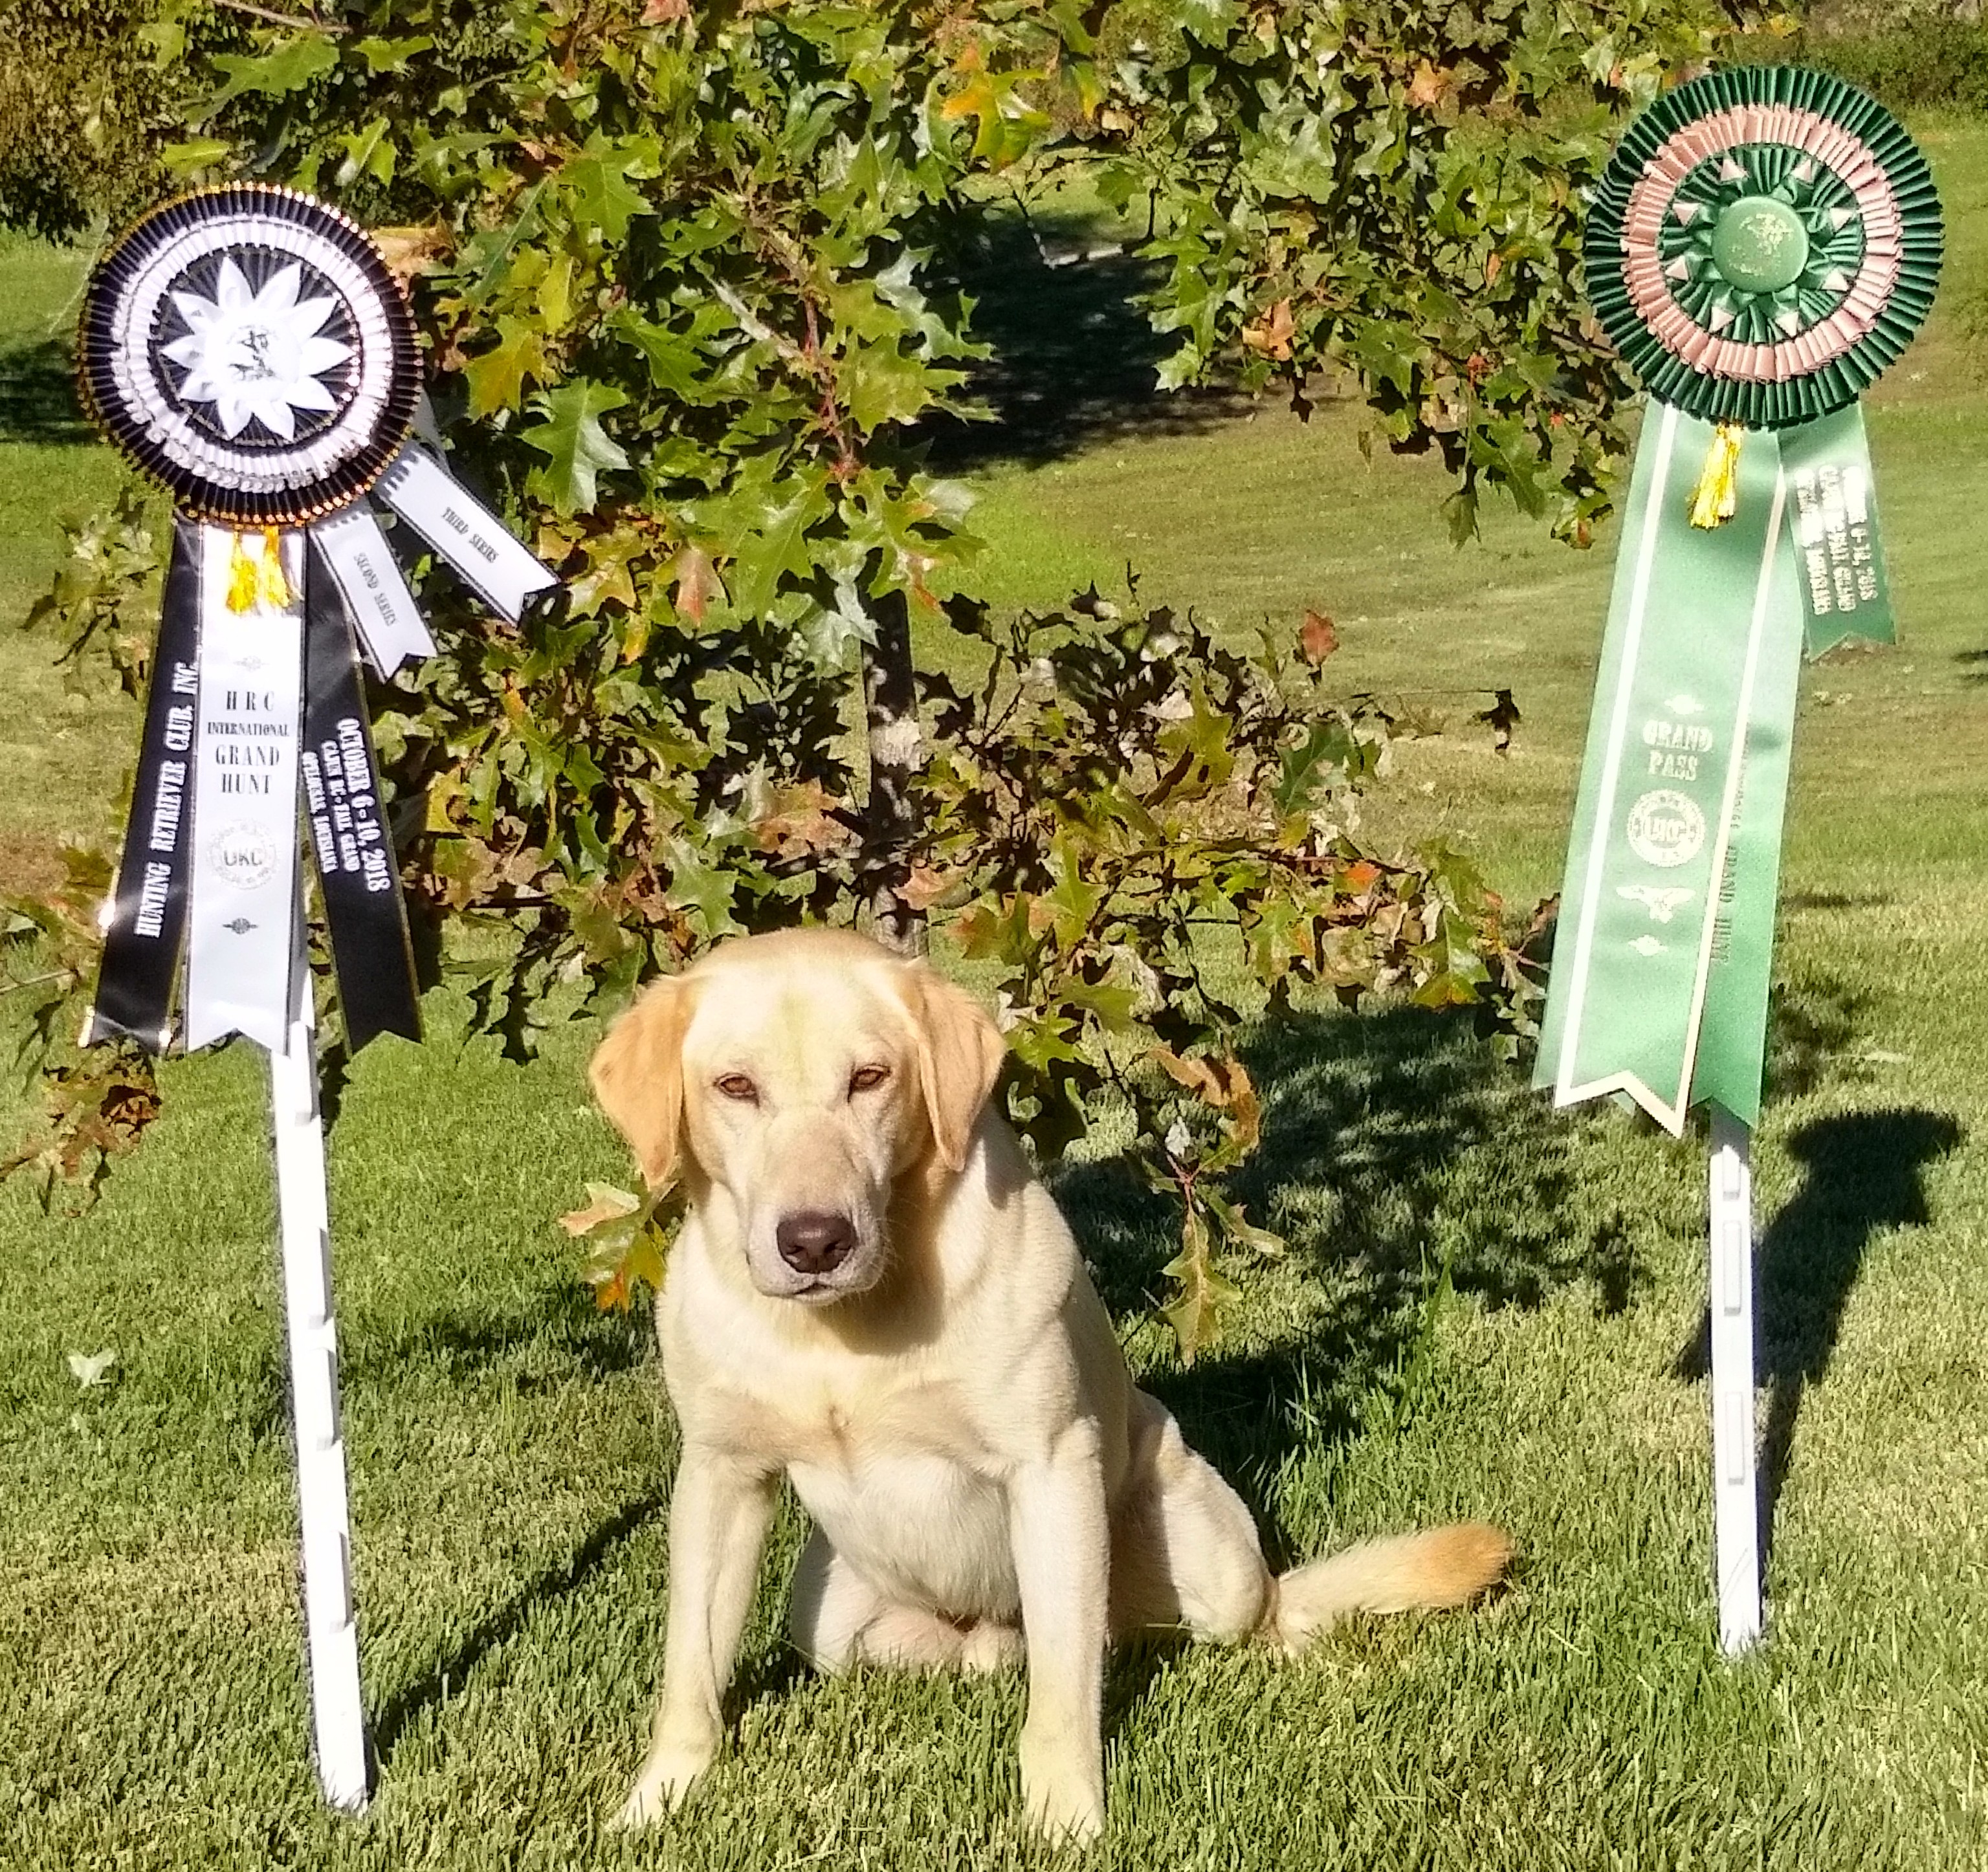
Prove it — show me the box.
[209,0,348,31]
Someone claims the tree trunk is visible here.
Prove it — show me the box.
[861,588,927,956]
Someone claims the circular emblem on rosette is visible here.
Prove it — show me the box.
[78,184,421,527]
[1585,65,1943,428]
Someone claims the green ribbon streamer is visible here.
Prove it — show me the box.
[1536,403,1806,1134]
[1687,503,1806,1127]
[1782,402,1895,654]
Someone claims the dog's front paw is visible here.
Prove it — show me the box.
[613,1743,714,1829]
[1021,1741,1105,1845]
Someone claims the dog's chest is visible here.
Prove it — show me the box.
[703,1367,1019,1618]
[788,1440,1018,1620]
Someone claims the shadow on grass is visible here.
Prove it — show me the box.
[348,1283,657,1768]
[1054,1005,1632,1560]
[1765,967,1877,1104]
[369,1488,667,1769]
[1673,1107,1962,1565]
[921,216,1247,475]
[345,1278,652,1390]
[0,338,92,446]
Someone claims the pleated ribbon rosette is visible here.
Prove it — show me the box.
[1536,67,1942,1133]
[75,184,558,1055]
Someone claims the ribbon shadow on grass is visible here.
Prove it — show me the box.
[1674,1107,1962,1565]
[348,1284,659,1768]
[368,1490,666,1768]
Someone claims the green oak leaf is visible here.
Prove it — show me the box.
[206,34,337,110]
[1169,0,1244,46]
[563,138,650,242]
[521,383,630,516]
[464,314,550,417]
[335,117,395,189]
[661,841,744,939]
[1160,1207,1241,1365]
[727,486,826,620]
[351,34,434,74]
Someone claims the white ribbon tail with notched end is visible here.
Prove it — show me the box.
[311,501,435,675]
[182,525,305,1054]
[372,443,558,623]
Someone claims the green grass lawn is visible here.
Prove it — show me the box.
[3,124,1987,1870]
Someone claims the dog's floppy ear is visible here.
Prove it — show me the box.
[590,978,696,1191]
[907,965,1006,1174]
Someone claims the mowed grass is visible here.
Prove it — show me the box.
[3,123,1987,1870]
[0,230,128,894]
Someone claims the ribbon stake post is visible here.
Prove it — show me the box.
[1537,67,1942,1653]
[74,184,558,1805]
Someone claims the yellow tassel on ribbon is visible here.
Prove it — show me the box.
[225,527,293,613]
[1688,423,1745,530]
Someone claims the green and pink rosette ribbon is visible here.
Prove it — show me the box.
[1538,66,1942,1134]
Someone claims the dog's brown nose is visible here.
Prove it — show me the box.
[775,1211,856,1275]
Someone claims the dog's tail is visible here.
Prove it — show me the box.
[1263,1522,1511,1653]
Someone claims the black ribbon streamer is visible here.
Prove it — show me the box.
[302,540,421,1052]
[86,519,202,1048]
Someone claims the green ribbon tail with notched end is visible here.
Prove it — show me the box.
[1782,401,1895,655]
[1536,402,1806,1135]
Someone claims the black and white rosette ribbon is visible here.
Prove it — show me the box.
[72,184,560,1814]
[78,183,557,1056]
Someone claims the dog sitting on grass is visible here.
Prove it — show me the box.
[591,927,1510,1840]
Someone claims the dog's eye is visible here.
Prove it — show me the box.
[715,1074,758,1103]
[848,1064,890,1095]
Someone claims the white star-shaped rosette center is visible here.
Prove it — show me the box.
[161,257,352,442]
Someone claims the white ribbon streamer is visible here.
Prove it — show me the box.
[311,501,436,674]
[372,443,558,622]
[183,525,305,1053]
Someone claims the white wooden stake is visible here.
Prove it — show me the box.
[270,908,371,1808]
[1708,1105,1762,1653]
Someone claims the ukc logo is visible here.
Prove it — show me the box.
[208,820,276,891]
[1625,789,1706,869]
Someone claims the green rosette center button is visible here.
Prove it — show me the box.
[1710,195,1809,294]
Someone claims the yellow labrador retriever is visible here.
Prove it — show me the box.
[591,927,1508,1840]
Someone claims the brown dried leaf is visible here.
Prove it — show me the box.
[901,863,959,912]
[1242,298,1295,360]
[1151,1048,1253,1110]
[753,780,852,860]
[560,1182,643,1237]
[372,223,451,285]
[1407,61,1452,109]
[1299,610,1338,665]
[671,544,722,623]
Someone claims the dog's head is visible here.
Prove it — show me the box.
[589,929,1006,1304]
